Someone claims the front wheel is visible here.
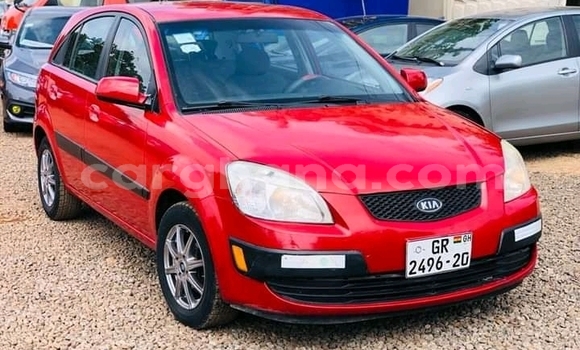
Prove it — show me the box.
[3,120,18,133]
[156,201,239,329]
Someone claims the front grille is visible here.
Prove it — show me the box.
[359,183,481,222]
[267,247,532,304]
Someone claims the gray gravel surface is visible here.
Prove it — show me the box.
[0,130,578,350]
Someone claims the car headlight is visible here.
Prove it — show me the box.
[226,161,333,224]
[501,140,531,202]
[6,69,37,89]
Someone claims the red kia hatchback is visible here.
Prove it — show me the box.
[33,1,542,329]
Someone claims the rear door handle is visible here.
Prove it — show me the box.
[557,68,577,76]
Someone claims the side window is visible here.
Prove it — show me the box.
[570,15,580,44]
[105,18,152,93]
[53,26,80,65]
[498,17,566,67]
[358,24,409,55]
[67,16,115,79]
[416,23,437,36]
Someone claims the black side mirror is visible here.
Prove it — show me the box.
[0,35,11,51]
[13,0,26,13]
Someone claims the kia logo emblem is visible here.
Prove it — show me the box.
[416,198,443,213]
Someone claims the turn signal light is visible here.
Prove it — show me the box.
[231,245,248,272]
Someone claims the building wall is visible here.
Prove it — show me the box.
[408,0,566,20]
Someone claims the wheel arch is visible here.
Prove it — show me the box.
[33,125,48,155]
[447,105,485,127]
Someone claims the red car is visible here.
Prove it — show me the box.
[33,1,542,329]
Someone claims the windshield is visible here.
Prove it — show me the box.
[16,14,71,49]
[159,18,412,111]
[393,17,514,66]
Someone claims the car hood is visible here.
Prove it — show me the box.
[5,48,50,76]
[188,102,504,195]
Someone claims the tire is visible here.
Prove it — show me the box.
[37,137,83,220]
[3,120,18,133]
[156,201,239,329]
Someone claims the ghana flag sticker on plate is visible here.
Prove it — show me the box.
[405,233,473,278]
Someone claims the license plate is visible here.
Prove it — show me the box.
[405,233,472,278]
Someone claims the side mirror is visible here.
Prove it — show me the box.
[95,76,148,107]
[13,0,26,13]
[0,36,11,51]
[400,68,427,92]
[493,54,522,71]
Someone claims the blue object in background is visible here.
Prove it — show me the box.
[231,0,410,19]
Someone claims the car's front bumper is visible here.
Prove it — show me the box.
[207,184,541,323]
[1,79,35,126]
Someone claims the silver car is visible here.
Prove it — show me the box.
[386,7,580,146]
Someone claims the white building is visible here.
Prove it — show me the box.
[408,0,567,20]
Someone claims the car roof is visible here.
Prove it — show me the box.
[337,14,443,22]
[108,0,331,23]
[462,6,580,20]
[336,14,444,31]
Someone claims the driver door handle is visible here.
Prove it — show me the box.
[557,68,577,76]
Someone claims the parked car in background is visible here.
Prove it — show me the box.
[338,15,445,56]
[386,7,580,146]
[35,0,540,330]
[0,6,83,132]
[0,0,145,38]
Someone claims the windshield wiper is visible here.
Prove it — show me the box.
[387,53,444,66]
[411,56,445,66]
[295,95,369,105]
[181,100,281,113]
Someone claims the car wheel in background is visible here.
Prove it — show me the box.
[156,201,239,329]
[3,120,18,133]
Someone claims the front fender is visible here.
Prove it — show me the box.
[147,154,236,287]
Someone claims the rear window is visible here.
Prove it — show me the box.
[16,14,72,49]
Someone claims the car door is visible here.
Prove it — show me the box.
[357,22,410,56]
[566,14,580,132]
[84,16,153,232]
[489,16,580,140]
[46,15,116,192]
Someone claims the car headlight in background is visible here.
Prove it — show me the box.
[501,139,532,202]
[226,161,333,224]
[423,77,443,94]
[6,69,37,89]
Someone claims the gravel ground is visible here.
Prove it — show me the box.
[0,129,578,350]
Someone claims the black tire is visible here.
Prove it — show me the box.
[156,201,239,329]
[37,137,83,220]
[3,120,18,133]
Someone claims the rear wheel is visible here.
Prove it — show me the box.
[37,137,83,220]
[156,201,239,329]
